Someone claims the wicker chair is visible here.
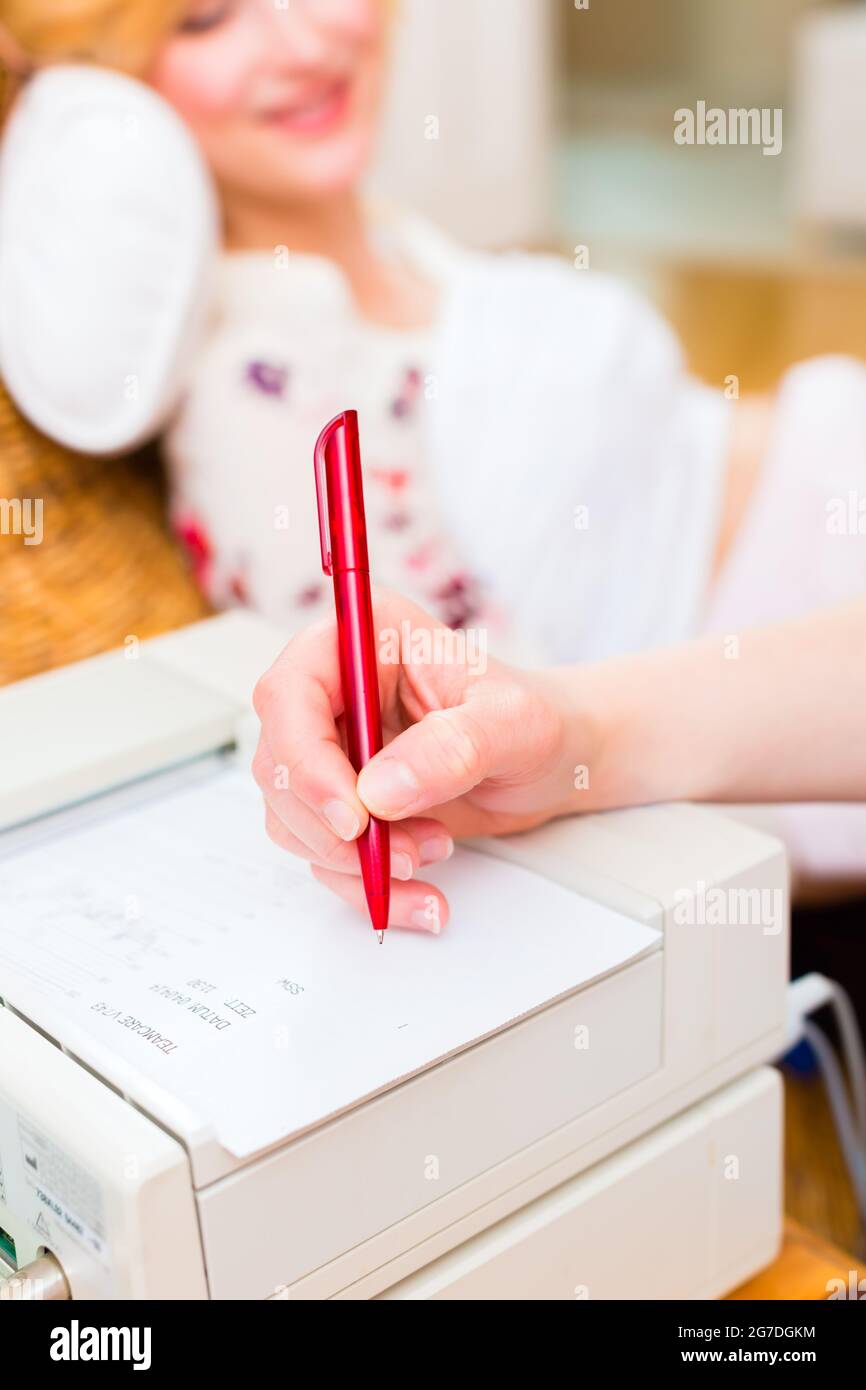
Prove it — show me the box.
[0,379,210,685]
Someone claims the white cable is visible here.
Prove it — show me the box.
[802,1021,866,1221]
[785,972,835,1051]
[783,971,866,1225]
[828,985,866,1147]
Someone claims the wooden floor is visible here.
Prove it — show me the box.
[783,1068,864,1259]
[730,1218,860,1301]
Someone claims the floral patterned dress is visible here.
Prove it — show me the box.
[164,224,516,655]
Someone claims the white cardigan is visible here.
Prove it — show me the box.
[166,212,731,666]
[413,219,730,663]
[167,215,733,667]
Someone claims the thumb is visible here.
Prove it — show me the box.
[357,704,498,820]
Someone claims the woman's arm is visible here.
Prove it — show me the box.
[560,599,866,812]
[252,593,866,927]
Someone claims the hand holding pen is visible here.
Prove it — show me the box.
[250,584,571,936]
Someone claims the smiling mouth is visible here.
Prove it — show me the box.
[261,78,353,137]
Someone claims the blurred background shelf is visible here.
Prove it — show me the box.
[377,0,866,356]
[554,130,792,269]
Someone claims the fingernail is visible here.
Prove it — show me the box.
[358,759,420,816]
[410,908,441,935]
[322,800,361,842]
[392,851,414,881]
[419,835,454,866]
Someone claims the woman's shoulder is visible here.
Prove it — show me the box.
[424,238,682,393]
[367,207,683,394]
[389,207,665,332]
[462,249,673,347]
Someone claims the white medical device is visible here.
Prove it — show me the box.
[0,614,787,1300]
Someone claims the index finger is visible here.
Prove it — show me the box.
[253,619,369,841]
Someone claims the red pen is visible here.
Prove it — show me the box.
[314,410,391,943]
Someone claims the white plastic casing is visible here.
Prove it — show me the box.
[0,615,789,1299]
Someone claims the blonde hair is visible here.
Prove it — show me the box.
[0,0,186,115]
[3,0,187,67]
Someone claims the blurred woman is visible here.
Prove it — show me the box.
[1,0,865,881]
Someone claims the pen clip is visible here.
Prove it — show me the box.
[313,413,345,577]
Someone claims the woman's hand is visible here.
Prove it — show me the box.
[251,591,580,932]
[253,591,866,931]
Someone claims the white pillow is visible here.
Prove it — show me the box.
[0,65,218,454]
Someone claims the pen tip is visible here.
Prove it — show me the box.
[377,931,384,945]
